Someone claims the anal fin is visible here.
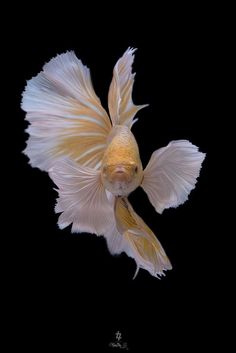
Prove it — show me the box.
[114,197,172,278]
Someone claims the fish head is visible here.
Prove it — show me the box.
[101,161,143,196]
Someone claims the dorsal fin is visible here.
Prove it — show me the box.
[108,47,148,128]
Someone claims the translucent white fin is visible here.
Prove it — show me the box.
[22,51,111,171]
[114,197,172,278]
[108,47,148,128]
[49,158,114,235]
[141,140,206,214]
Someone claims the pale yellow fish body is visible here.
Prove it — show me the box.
[22,48,205,278]
[101,125,143,196]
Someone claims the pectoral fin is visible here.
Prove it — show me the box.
[49,158,114,235]
[114,197,172,278]
[141,140,206,214]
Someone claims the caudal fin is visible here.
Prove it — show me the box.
[22,51,112,171]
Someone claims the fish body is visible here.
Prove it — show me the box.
[22,48,205,278]
[101,125,143,196]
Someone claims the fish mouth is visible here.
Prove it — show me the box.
[112,172,130,183]
[111,166,132,183]
[102,163,137,186]
[114,165,128,174]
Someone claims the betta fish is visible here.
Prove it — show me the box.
[22,48,205,278]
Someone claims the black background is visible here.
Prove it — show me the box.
[6,5,220,352]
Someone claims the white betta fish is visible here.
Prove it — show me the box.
[22,48,205,278]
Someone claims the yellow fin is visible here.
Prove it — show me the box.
[114,197,172,278]
[108,47,148,128]
[22,51,112,171]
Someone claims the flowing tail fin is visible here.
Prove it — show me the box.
[108,47,148,128]
[113,197,172,278]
